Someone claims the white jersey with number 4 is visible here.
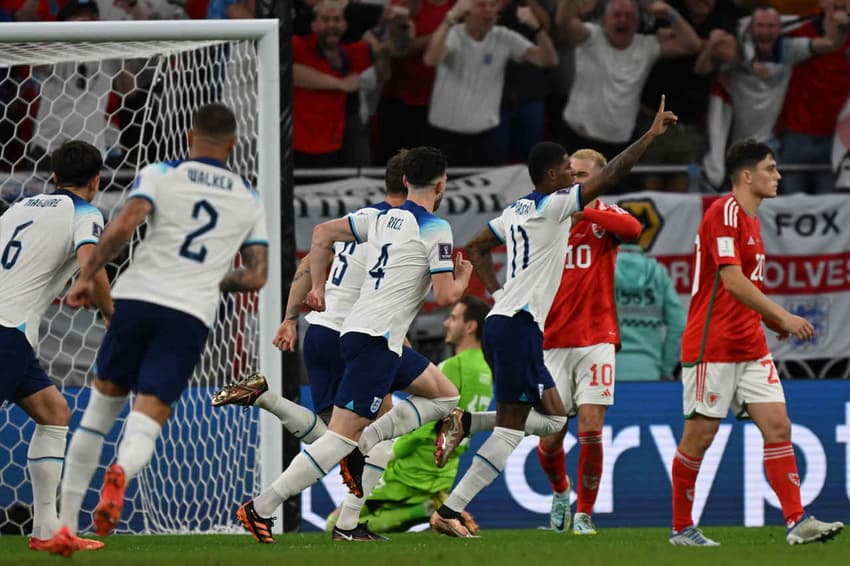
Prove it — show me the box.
[113,158,268,327]
[0,190,104,347]
[487,186,582,330]
[306,202,392,332]
[341,201,454,354]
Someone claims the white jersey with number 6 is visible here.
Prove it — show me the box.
[0,190,104,347]
[487,186,582,330]
[112,158,268,327]
[341,201,454,354]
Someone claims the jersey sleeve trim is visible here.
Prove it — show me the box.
[128,193,156,208]
[241,239,270,248]
[430,267,454,274]
[74,239,97,251]
[575,185,584,212]
[348,214,364,244]
[487,220,505,243]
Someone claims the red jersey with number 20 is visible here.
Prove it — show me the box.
[544,201,640,349]
[681,194,769,364]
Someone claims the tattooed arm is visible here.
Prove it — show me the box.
[273,253,332,352]
[219,244,269,293]
[579,95,678,207]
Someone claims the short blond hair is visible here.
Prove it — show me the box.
[571,148,607,169]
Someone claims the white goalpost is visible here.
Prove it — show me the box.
[0,20,282,534]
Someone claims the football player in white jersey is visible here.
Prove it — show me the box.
[0,141,111,554]
[235,147,471,544]
[430,96,678,537]
[53,103,269,551]
[215,151,422,542]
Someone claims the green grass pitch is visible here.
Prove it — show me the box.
[0,527,846,566]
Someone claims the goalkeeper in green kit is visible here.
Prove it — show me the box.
[327,296,493,533]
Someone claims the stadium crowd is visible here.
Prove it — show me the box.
[1,0,850,193]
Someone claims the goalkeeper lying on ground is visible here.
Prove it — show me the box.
[327,296,493,533]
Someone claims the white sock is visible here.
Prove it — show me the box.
[255,391,327,444]
[359,395,459,454]
[253,431,357,518]
[335,440,394,531]
[470,411,496,433]
[524,411,567,437]
[28,425,67,540]
[60,388,127,533]
[442,426,524,513]
[116,411,162,481]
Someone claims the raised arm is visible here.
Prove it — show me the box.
[464,226,503,294]
[812,6,850,54]
[423,0,469,66]
[647,2,702,58]
[219,243,269,293]
[579,95,677,206]
[555,0,593,45]
[518,6,559,67]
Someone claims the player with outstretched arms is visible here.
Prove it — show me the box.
[669,139,844,546]
[0,141,111,555]
[235,147,472,544]
[537,148,642,536]
[430,97,676,537]
[53,103,269,555]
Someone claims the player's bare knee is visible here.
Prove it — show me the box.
[764,417,792,443]
[93,377,129,398]
[19,386,71,426]
[539,431,565,452]
[577,404,606,432]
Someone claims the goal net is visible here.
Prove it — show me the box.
[0,20,282,534]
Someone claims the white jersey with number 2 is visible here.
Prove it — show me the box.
[113,158,268,327]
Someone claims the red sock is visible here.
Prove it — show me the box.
[537,442,568,493]
[672,448,701,532]
[576,431,603,515]
[763,442,805,527]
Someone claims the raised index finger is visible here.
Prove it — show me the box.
[658,94,666,113]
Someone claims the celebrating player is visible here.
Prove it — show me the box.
[430,96,676,538]
[215,150,414,542]
[669,139,844,546]
[54,103,269,552]
[538,149,641,536]
[235,147,471,544]
[0,141,111,554]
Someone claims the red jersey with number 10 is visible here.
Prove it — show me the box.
[681,194,769,364]
[544,201,638,349]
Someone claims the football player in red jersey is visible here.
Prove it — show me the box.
[669,139,843,546]
[537,148,642,536]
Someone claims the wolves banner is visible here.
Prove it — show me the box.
[296,171,850,359]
